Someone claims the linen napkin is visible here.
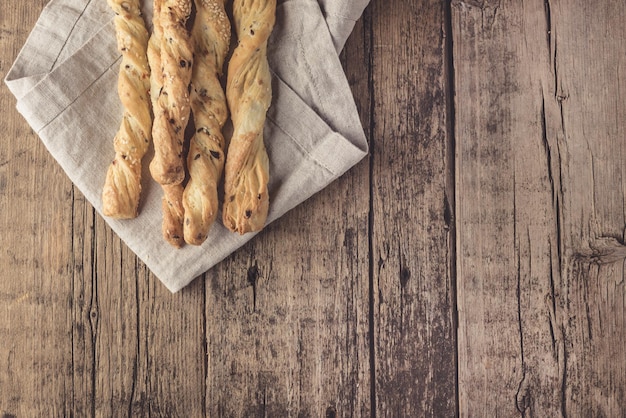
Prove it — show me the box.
[5,0,369,293]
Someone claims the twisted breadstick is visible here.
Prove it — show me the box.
[150,0,193,185]
[223,0,276,234]
[182,0,230,245]
[149,0,193,247]
[102,0,151,219]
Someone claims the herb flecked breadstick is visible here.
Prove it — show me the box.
[148,0,185,247]
[149,0,193,247]
[223,0,276,234]
[150,0,193,185]
[102,0,151,219]
[182,0,231,245]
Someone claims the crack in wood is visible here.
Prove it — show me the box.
[515,232,529,416]
[247,262,260,313]
[89,206,98,418]
[545,0,554,74]
[366,4,377,413]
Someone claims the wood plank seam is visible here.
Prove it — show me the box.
[365,2,377,414]
[444,1,461,417]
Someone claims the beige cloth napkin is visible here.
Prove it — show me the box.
[5,0,369,292]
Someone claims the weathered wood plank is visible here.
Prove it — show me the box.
[91,217,197,417]
[131,269,206,416]
[454,1,548,414]
[370,0,457,415]
[69,191,98,417]
[203,14,372,418]
[546,1,626,415]
[454,0,626,415]
[0,144,75,418]
[204,173,371,416]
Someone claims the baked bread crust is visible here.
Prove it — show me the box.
[149,0,193,186]
[223,0,276,234]
[182,0,231,245]
[102,0,151,219]
[161,184,185,245]
[149,0,193,247]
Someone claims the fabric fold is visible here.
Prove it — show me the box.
[5,0,370,292]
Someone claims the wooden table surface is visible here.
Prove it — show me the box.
[2,0,626,416]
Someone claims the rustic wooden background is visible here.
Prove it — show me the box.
[2,0,625,416]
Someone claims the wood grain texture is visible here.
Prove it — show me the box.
[548,1,626,415]
[70,196,207,416]
[454,0,626,415]
[370,0,457,416]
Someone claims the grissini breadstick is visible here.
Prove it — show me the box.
[149,0,185,246]
[223,0,276,234]
[149,0,193,186]
[182,0,230,245]
[149,0,193,247]
[102,0,151,219]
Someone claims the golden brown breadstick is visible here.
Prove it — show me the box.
[223,0,276,234]
[149,0,193,186]
[102,0,151,219]
[182,0,230,245]
[149,0,193,247]
[149,0,185,246]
